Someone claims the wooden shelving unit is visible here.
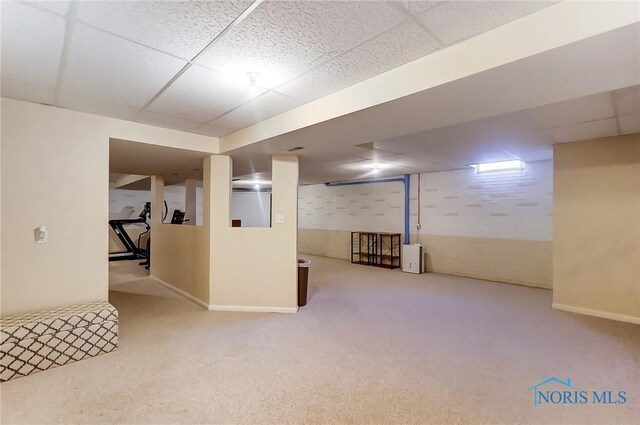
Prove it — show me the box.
[351,231,401,269]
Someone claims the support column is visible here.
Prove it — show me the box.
[185,179,196,225]
[150,175,164,225]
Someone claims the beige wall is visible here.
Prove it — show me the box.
[298,229,552,288]
[149,175,210,305]
[0,98,217,316]
[208,155,298,311]
[298,161,553,288]
[553,135,640,324]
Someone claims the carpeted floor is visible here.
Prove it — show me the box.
[1,255,638,424]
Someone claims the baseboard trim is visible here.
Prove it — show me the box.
[208,305,298,314]
[149,276,209,310]
[552,303,640,324]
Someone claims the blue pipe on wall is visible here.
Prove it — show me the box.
[325,174,411,245]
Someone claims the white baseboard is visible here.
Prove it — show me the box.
[149,276,298,314]
[209,305,298,314]
[149,276,209,310]
[552,303,640,325]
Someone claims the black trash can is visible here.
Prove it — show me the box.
[297,259,311,306]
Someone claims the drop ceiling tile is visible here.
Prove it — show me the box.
[193,123,234,138]
[148,65,266,122]
[76,1,251,60]
[196,0,405,88]
[134,111,204,133]
[0,2,65,88]
[60,24,186,108]
[619,114,640,135]
[398,1,443,16]
[1,79,55,105]
[418,1,556,46]
[530,92,615,129]
[278,20,439,102]
[613,86,640,116]
[57,92,140,120]
[211,92,301,130]
[547,118,619,143]
[25,1,71,16]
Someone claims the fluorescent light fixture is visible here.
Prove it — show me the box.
[233,178,272,186]
[471,160,524,174]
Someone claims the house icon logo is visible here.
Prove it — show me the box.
[528,377,628,406]
[528,377,577,406]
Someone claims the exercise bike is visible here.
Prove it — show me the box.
[108,201,167,269]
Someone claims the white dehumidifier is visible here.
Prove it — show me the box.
[402,244,424,274]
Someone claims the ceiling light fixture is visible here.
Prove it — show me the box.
[471,160,525,174]
[246,72,260,87]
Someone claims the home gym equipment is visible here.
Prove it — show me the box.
[108,201,167,269]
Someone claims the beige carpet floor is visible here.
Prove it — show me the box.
[1,256,638,424]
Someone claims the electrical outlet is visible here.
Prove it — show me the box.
[275,214,284,224]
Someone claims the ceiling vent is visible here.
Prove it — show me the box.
[355,142,385,151]
[287,146,305,152]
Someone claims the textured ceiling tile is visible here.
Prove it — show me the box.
[619,114,640,135]
[547,118,619,143]
[397,0,443,16]
[57,92,140,121]
[148,65,266,122]
[60,24,186,108]
[76,1,251,59]
[613,85,640,116]
[134,111,205,132]
[277,20,439,101]
[211,92,301,130]
[0,79,55,105]
[418,1,557,45]
[25,1,71,16]
[0,2,65,88]
[193,123,234,138]
[197,0,405,88]
[529,92,615,129]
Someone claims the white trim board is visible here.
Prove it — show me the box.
[149,276,299,314]
[552,303,640,325]
[209,305,298,314]
[149,276,209,310]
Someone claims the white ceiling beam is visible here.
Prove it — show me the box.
[220,0,640,153]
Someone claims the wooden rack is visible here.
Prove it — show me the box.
[351,231,401,269]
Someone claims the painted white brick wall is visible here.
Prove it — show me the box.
[109,186,204,225]
[299,160,552,241]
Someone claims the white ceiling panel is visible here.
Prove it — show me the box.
[397,1,443,16]
[0,2,65,88]
[75,1,251,60]
[0,79,55,105]
[529,92,615,129]
[148,65,266,122]
[619,114,640,135]
[25,1,71,16]
[60,24,186,108]
[196,0,405,88]
[613,86,640,116]
[547,118,619,143]
[57,92,140,120]
[277,20,439,101]
[211,91,301,130]
[134,111,204,132]
[418,1,556,46]
[193,122,234,138]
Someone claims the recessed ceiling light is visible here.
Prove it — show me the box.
[246,72,260,87]
[471,160,525,174]
[287,146,304,152]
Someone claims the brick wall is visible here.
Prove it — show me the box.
[298,160,553,288]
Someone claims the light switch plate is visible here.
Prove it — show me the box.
[275,214,284,224]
